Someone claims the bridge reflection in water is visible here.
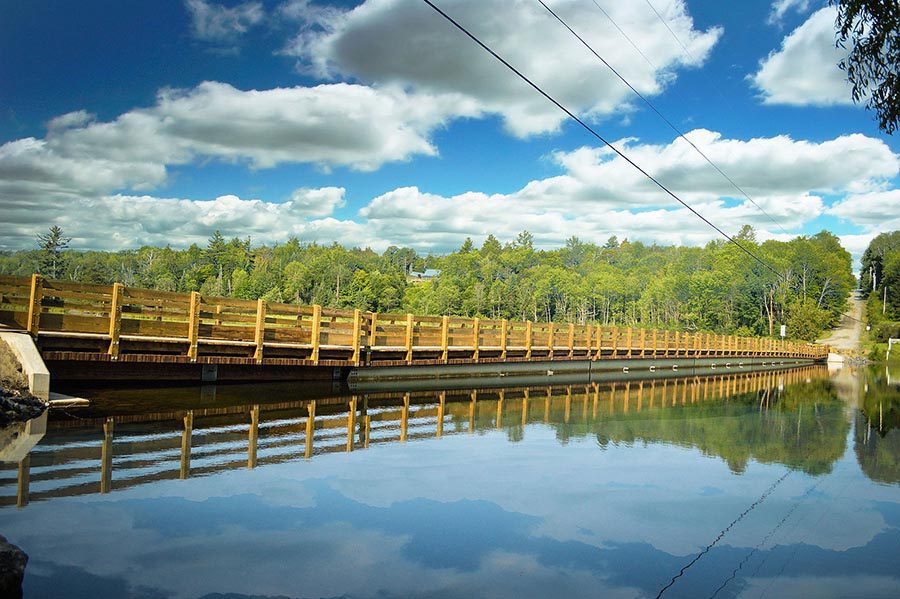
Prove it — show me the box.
[1,366,829,508]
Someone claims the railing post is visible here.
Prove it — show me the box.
[26,274,43,337]
[625,327,633,357]
[662,330,669,357]
[651,329,658,357]
[254,298,266,363]
[441,315,450,363]
[310,304,322,364]
[547,321,555,359]
[472,317,480,362]
[500,318,508,360]
[525,320,533,359]
[639,328,646,357]
[568,323,575,358]
[611,325,619,357]
[187,291,201,362]
[368,312,378,348]
[351,309,362,366]
[405,313,414,364]
[585,324,593,359]
[673,331,680,357]
[108,282,124,359]
[593,325,603,360]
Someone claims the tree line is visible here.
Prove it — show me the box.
[0,224,855,341]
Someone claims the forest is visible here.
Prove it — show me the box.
[0,225,856,341]
[861,230,900,347]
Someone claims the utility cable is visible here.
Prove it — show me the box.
[588,0,656,70]
[420,0,781,279]
[654,470,791,598]
[644,0,696,62]
[537,0,791,236]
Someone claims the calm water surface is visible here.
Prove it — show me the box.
[1,365,899,599]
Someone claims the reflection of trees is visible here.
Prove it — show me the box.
[500,377,847,476]
[855,368,900,484]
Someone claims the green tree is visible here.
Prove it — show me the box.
[36,225,71,278]
[832,0,900,134]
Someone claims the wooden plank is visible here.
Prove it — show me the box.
[27,274,43,336]
[108,283,123,358]
[253,298,266,363]
[187,291,201,361]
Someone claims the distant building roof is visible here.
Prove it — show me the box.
[409,268,441,279]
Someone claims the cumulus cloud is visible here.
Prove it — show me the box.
[752,7,853,106]
[767,0,811,25]
[284,0,722,136]
[2,127,895,254]
[0,188,369,251]
[185,0,264,42]
[828,190,900,231]
[0,80,474,213]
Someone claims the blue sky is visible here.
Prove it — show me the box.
[1,0,898,263]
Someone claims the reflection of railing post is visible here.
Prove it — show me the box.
[521,394,529,427]
[497,390,504,429]
[469,390,477,433]
[401,393,410,442]
[305,401,316,459]
[248,405,259,469]
[100,417,114,493]
[17,456,29,508]
[180,411,193,479]
[437,391,445,438]
[346,396,357,452]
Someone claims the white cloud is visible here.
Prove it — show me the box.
[0,80,475,213]
[185,0,264,42]
[767,0,811,25]
[828,190,900,231]
[2,128,895,254]
[0,188,370,251]
[752,7,853,106]
[285,0,722,136]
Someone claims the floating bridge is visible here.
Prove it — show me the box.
[0,274,827,382]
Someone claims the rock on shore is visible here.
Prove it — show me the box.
[0,535,27,599]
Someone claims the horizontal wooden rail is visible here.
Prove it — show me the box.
[0,274,829,366]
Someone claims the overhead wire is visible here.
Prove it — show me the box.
[644,0,696,61]
[549,0,792,236]
[419,0,781,278]
[587,0,656,70]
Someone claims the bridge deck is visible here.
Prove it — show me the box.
[0,274,826,373]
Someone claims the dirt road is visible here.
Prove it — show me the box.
[817,293,864,352]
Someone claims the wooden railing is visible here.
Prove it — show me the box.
[0,274,828,365]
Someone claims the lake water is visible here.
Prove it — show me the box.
[1,365,899,598]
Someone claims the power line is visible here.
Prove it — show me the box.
[560,0,792,235]
[644,0,696,62]
[420,0,781,278]
[588,0,656,70]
